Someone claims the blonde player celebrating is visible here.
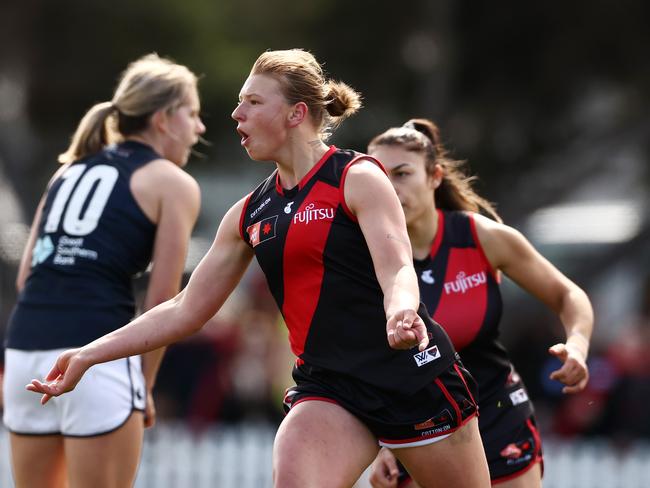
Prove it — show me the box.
[28,50,491,487]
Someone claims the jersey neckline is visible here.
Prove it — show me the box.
[274,145,337,198]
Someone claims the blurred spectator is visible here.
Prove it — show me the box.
[546,274,650,441]
[153,268,293,428]
[594,274,650,441]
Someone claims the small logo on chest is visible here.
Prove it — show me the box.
[420,269,435,284]
[284,201,295,214]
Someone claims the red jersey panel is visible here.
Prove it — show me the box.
[282,180,339,355]
[434,248,489,350]
[240,147,458,395]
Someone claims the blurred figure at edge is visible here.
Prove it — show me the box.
[4,54,204,487]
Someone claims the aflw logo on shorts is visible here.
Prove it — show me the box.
[292,203,334,225]
[413,345,441,367]
[509,388,529,406]
[443,271,486,294]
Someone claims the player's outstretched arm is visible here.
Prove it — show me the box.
[27,196,254,404]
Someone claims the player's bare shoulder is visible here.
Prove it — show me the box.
[471,212,531,269]
[131,158,200,223]
[136,158,199,194]
[343,158,393,214]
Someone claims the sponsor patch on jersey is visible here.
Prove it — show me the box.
[31,235,55,266]
[443,271,486,294]
[413,345,441,367]
[292,202,335,225]
[509,387,529,406]
[247,215,278,247]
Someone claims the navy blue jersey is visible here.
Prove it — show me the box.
[415,210,521,401]
[6,141,159,350]
[239,146,458,395]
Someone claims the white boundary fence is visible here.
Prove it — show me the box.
[1,423,649,487]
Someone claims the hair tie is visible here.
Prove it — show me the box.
[402,121,416,130]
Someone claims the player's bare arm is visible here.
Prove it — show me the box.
[473,213,593,393]
[345,160,428,351]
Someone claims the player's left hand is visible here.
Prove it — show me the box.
[548,343,589,394]
[386,309,429,351]
[369,447,399,488]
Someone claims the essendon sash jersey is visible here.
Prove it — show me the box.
[415,210,513,397]
[240,146,457,394]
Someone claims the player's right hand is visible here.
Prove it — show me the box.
[386,309,429,351]
[25,348,88,405]
[369,447,400,488]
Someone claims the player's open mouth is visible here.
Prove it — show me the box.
[237,128,250,146]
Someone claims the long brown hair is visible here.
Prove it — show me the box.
[368,118,501,222]
[251,49,362,140]
[58,53,199,164]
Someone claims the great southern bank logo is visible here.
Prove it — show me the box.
[31,235,55,266]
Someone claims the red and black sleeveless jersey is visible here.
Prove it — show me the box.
[415,210,513,399]
[239,146,457,395]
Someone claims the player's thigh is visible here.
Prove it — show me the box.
[493,462,541,488]
[64,411,144,488]
[9,433,66,488]
[395,417,490,488]
[274,399,379,488]
[483,413,543,485]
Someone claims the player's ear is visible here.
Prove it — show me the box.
[428,164,443,190]
[151,109,168,133]
[287,102,308,128]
